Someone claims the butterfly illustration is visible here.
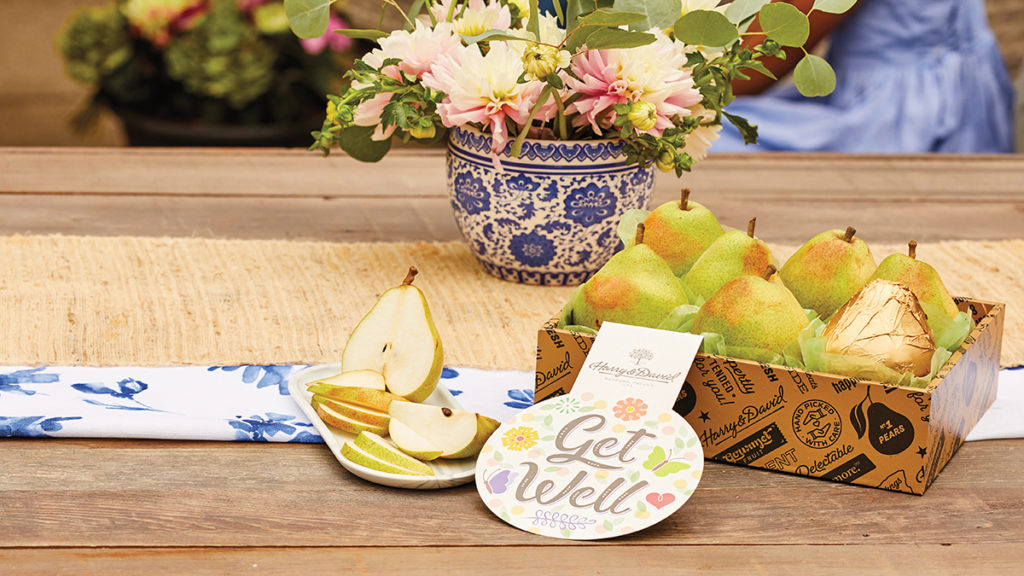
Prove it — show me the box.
[482,469,518,494]
[642,446,690,477]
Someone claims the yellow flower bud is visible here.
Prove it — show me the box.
[522,44,568,80]
[326,100,339,126]
[628,101,658,132]
[655,148,676,173]
[509,0,530,15]
[409,122,436,140]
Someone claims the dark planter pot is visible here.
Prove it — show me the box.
[116,109,319,147]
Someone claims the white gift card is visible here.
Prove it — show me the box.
[477,322,705,540]
[571,322,704,412]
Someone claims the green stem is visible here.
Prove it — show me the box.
[385,0,416,29]
[511,85,552,157]
[549,88,568,141]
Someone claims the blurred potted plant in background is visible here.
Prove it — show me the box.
[58,0,361,146]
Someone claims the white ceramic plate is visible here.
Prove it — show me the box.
[288,363,477,489]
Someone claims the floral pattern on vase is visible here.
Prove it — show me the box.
[447,126,655,286]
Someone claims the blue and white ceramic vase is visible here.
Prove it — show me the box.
[446,126,656,286]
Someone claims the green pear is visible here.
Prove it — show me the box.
[342,267,444,403]
[387,402,500,460]
[341,437,434,477]
[691,266,809,363]
[780,226,876,319]
[641,188,724,275]
[683,218,775,301]
[868,241,960,333]
[572,223,689,330]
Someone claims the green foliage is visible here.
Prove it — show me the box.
[164,0,276,109]
[58,5,133,84]
[338,125,392,162]
[673,10,739,47]
[724,0,771,25]
[812,0,857,14]
[756,2,810,47]
[284,0,335,39]
[582,28,657,50]
[612,0,681,31]
[576,7,647,28]
[793,54,836,97]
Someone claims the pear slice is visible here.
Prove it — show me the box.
[307,369,387,392]
[353,431,435,475]
[388,402,500,459]
[341,441,433,476]
[389,418,444,461]
[313,396,390,427]
[312,396,388,436]
[342,267,444,402]
[307,385,407,413]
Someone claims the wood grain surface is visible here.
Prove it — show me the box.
[3,148,1024,243]
[2,148,1023,574]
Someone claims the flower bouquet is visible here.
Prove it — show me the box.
[58,0,359,145]
[285,0,854,283]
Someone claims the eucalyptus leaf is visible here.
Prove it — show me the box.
[461,30,526,44]
[335,28,388,41]
[793,54,836,97]
[582,28,656,50]
[812,0,857,14]
[577,8,647,28]
[284,0,333,39]
[611,0,681,31]
[337,125,392,162]
[673,10,738,47]
[566,25,600,52]
[724,0,770,25]
[757,2,810,47]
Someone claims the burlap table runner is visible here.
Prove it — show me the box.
[1,235,1020,370]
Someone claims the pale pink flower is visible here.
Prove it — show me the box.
[352,93,397,141]
[424,42,554,154]
[362,21,464,82]
[300,13,353,55]
[567,29,702,136]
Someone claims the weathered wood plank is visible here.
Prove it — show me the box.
[0,439,1019,548]
[2,544,1021,576]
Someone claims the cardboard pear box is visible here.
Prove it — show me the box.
[535,298,1004,495]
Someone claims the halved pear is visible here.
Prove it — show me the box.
[388,402,500,460]
[388,418,444,461]
[353,431,435,475]
[307,385,407,413]
[312,396,388,436]
[307,369,387,392]
[342,267,444,403]
[341,441,433,476]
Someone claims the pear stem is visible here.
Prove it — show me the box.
[402,266,419,285]
[747,218,757,238]
[680,188,691,211]
[908,241,917,259]
[762,264,777,281]
[843,226,856,242]
[634,222,646,245]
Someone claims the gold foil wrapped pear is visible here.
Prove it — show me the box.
[824,280,937,377]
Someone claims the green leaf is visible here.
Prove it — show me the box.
[528,0,540,39]
[337,125,392,162]
[722,110,758,145]
[577,8,646,28]
[461,30,526,44]
[812,0,857,14]
[606,2,676,30]
[793,54,836,97]
[284,0,333,39]
[566,25,600,52]
[673,10,739,47]
[757,2,810,47]
[546,73,564,90]
[335,28,388,41]
[740,59,778,81]
[724,0,770,25]
[582,28,656,50]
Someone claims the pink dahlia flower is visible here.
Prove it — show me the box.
[567,30,702,136]
[300,13,353,55]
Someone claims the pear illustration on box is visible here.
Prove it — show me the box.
[476,323,705,540]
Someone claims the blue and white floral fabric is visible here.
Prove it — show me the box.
[1,364,1020,442]
[0,365,534,441]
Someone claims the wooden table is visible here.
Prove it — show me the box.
[1,149,1023,574]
